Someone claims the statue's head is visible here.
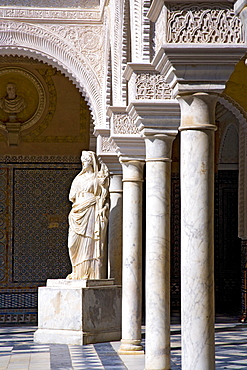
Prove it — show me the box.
[81,151,97,172]
[6,83,16,100]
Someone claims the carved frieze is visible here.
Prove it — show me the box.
[0,8,100,22]
[167,3,244,43]
[113,114,139,135]
[0,0,99,9]
[135,73,172,100]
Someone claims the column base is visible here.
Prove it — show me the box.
[118,339,144,355]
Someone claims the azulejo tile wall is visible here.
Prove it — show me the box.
[0,156,80,324]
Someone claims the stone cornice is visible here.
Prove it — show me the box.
[123,63,156,81]
[110,136,145,161]
[147,0,164,22]
[127,100,180,133]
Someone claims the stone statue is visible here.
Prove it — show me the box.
[0,82,26,115]
[66,151,109,280]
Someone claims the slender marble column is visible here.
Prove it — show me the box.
[108,174,123,285]
[118,159,144,354]
[178,93,218,370]
[144,133,176,370]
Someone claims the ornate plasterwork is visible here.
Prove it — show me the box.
[113,113,139,135]
[0,7,100,22]
[167,3,244,43]
[0,21,104,125]
[42,25,105,81]
[0,0,99,8]
[135,73,172,99]
[101,136,117,153]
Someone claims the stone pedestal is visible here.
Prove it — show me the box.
[34,279,121,345]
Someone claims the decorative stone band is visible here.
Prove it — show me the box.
[145,157,172,162]
[119,338,143,350]
[179,124,218,132]
[0,7,101,23]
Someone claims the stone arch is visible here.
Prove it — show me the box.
[219,123,239,165]
[0,21,103,126]
[217,95,247,238]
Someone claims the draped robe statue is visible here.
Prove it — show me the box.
[66,151,109,280]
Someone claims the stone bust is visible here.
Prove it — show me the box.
[0,82,26,115]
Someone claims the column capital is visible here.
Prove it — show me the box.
[152,44,246,97]
[120,159,145,183]
[143,133,176,162]
[178,92,218,131]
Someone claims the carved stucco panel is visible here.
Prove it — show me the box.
[43,25,105,82]
[101,136,117,153]
[135,73,172,100]
[167,3,244,44]
[113,114,139,135]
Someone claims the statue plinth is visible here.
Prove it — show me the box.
[34,279,121,345]
[5,121,21,146]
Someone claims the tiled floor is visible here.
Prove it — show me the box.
[1,319,247,369]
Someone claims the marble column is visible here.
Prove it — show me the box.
[118,159,144,354]
[144,133,176,370]
[108,174,123,285]
[179,93,218,370]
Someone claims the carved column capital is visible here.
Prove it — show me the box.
[153,44,246,97]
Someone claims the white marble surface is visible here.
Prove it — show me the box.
[145,134,175,370]
[108,174,123,285]
[119,160,144,353]
[34,280,121,345]
[179,93,217,370]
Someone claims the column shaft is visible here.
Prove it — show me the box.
[119,160,144,354]
[179,93,217,370]
[108,174,123,285]
[145,134,175,370]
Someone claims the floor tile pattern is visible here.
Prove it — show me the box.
[0,321,247,369]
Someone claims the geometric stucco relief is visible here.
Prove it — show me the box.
[167,3,243,43]
[135,73,172,100]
